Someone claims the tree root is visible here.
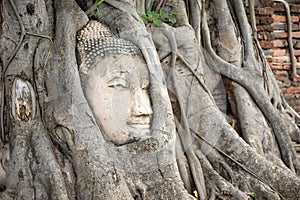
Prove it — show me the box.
[186,0,202,42]
[202,8,300,173]
[273,0,298,79]
[164,27,207,200]
[1,0,27,142]
[196,150,248,200]
[31,122,70,199]
[232,0,258,72]
[201,144,282,200]
[176,146,194,194]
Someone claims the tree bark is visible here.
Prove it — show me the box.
[0,0,299,199]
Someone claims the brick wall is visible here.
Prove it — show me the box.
[255,3,300,114]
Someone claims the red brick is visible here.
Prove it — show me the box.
[275,75,288,81]
[284,93,297,99]
[273,31,300,38]
[270,63,300,70]
[293,24,299,31]
[271,56,297,63]
[256,8,274,15]
[273,40,288,47]
[258,16,274,24]
[273,49,287,56]
[291,4,300,13]
[256,17,260,24]
[274,5,300,14]
[275,70,288,75]
[292,76,300,82]
[269,62,273,68]
[293,39,298,46]
[259,41,274,49]
[273,4,285,12]
[273,31,287,38]
[282,82,294,88]
[294,50,300,56]
[260,0,274,7]
[272,15,300,23]
[272,23,300,31]
[270,64,281,70]
[258,32,275,41]
[266,56,273,62]
[295,41,300,49]
[292,96,300,101]
[283,87,300,93]
[257,25,274,32]
[270,64,288,70]
[293,32,300,38]
[272,56,287,63]
[263,50,274,56]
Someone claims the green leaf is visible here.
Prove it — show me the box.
[153,18,162,26]
[153,12,159,18]
[160,10,169,18]
[148,12,154,20]
[139,14,148,24]
[168,17,175,24]
[96,7,100,14]
[145,9,152,16]
[96,0,105,7]
[91,0,105,16]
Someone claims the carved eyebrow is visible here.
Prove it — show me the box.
[107,76,127,82]
[104,69,127,79]
[107,77,128,88]
[106,69,128,76]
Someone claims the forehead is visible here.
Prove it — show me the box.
[85,54,149,89]
[101,54,149,78]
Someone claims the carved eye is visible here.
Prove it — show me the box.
[108,78,128,89]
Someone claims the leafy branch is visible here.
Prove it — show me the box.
[90,0,105,17]
[139,9,180,26]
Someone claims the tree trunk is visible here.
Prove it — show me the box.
[0,0,299,199]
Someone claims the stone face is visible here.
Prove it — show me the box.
[83,54,152,145]
[77,21,152,146]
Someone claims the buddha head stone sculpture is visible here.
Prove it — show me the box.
[77,21,153,146]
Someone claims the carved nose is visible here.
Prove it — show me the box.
[131,87,153,117]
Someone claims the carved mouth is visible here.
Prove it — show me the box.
[127,122,150,129]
